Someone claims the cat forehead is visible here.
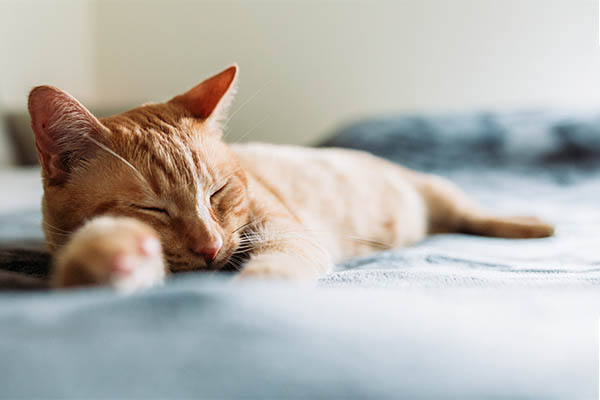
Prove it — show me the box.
[99,111,222,193]
[135,138,218,197]
[101,103,195,136]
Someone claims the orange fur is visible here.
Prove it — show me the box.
[28,65,554,289]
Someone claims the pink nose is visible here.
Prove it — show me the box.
[190,236,222,263]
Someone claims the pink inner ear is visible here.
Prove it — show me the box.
[172,65,237,119]
[29,87,66,180]
[33,131,65,181]
[28,86,101,182]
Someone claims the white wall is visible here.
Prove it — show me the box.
[0,0,96,106]
[2,0,600,145]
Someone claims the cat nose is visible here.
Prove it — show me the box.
[190,236,222,263]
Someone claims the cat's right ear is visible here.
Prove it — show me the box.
[28,86,105,183]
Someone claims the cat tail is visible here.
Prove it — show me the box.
[458,214,554,238]
[418,175,554,239]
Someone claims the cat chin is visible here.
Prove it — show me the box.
[166,258,225,273]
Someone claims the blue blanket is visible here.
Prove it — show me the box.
[2,110,599,398]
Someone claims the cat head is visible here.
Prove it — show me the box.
[28,65,252,272]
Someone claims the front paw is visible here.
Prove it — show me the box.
[53,217,166,293]
[236,253,327,281]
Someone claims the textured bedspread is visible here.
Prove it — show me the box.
[1,110,599,398]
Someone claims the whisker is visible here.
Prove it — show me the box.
[223,79,273,136]
[223,253,245,272]
[42,229,71,238]
[85,136,155,195]
[86,137,138,177]
[42,221,72,234]
[231,215,269,234]
[235,227,394,253]
[42,225,73,240]
[41,238,67,249]
[232,116,268,144]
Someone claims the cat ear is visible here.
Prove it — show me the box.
[170,64,238,125]
[28,86,105,183]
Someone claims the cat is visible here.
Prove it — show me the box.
[28,65,554,291]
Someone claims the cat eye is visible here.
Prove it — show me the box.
[131,204,170,217]
[210,184,227,202]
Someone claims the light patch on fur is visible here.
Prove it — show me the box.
[195,201,211,223]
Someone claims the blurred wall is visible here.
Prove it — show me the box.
[0,0,95,107]
[1,0,600,145]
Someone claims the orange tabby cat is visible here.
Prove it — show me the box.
[28,65,553,291]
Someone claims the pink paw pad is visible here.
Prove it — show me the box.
[109,236,162,275]
[109,254,135,275]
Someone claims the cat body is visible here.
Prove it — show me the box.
[233,143,429,261]
[28,65,553,290]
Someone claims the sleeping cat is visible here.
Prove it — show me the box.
[28,65,554,291]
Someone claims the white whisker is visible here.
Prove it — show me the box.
[86,136,146,184]
[223,79,273,136]
[231,116,268,145]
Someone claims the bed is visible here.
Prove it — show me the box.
[0,110,598,398]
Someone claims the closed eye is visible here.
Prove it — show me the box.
[210,184,227,202]
[131,204,170,217]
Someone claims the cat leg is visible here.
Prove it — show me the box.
[418,175,554,239]
[52,216,167,292]
[237,219,334,280]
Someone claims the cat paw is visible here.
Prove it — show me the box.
[53,216,166,293]
[236,253,325,281]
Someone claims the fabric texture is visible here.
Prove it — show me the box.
[1,110,600,398]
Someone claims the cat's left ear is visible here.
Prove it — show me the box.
[170,64,238,127]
